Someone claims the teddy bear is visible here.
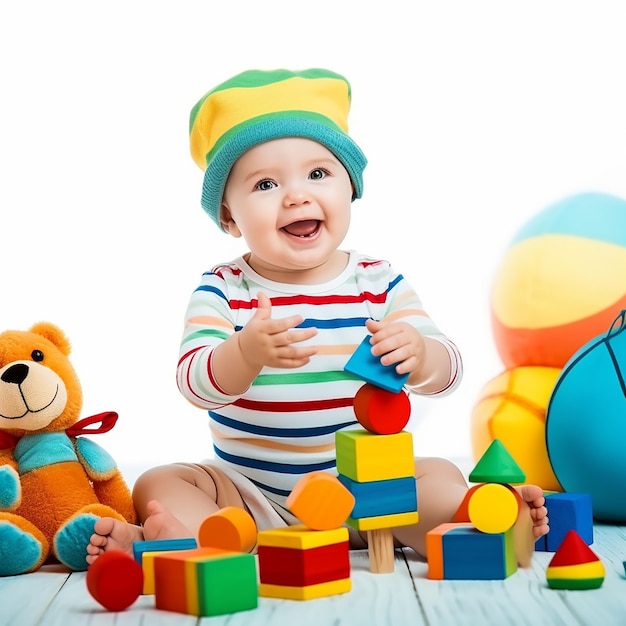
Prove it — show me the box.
[0,322,137,575]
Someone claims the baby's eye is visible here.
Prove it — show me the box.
[255,179,276,191]
[309,168,328,181]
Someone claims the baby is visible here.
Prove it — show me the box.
[88,68,548,566]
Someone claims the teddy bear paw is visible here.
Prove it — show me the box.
[54,513,99,571]
[0,466,21,511]
[0,517,47,575]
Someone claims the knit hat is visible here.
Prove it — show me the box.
[189,68,367,230]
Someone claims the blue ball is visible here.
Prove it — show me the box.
[545,310,626,521]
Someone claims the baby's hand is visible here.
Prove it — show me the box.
[365,319,425,376]
[238,292,318,369]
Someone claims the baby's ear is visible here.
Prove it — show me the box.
[219,203,242,237]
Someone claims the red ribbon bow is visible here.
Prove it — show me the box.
[0,411,118,450]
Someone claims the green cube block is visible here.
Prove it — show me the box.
[196,553,258,616]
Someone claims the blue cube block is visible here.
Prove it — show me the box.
[442,526,516,580]
[338,475,417,518]
[535,492,593,552]
[133,537,198,563]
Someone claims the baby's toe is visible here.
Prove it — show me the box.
[93,516,116,536]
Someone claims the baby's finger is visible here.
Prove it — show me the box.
[276,345,318,367]
[285,327,318,345]
[254,292,272,319]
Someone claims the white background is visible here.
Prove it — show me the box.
[2,1,626,476]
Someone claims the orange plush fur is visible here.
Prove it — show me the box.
[0,322,137,574]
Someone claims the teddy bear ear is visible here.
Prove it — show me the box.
[28,322,72,356]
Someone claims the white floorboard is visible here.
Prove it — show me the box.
[2,526,626,626]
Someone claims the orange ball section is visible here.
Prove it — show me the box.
[197,506,257,553]
[491,299,626,369]
[86,551,143,612]
[353,383,411,435]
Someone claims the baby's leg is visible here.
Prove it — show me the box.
[391,457,468,558]
[86,462,247,564]
[132,462,248,532]
[386,458,549,567]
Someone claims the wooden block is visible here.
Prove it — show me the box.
[132,537,197,564]
[154,547,258,616]
[336,429,415,482]
[153,548,228,615]
[338,474,417,518]
[286,471,355,530]
[86,551,144,612]
[443,526,517,580]
[140,551,162,594]
[452,484,481,522]
[467,483,521,534]
[346,510,418,531]
[194,552,257,615]
[367,528,395,573]
[426,523,462,579]
[259,577,351,601]
[257,541,350,586]
[546,529,605,589]
[197,506,257,552]
[353,383,411,434]
[257,525,349,550]
[426,523,517,580]
[344,335,409,393]
[469,439,526,484]
[535,492,593,552]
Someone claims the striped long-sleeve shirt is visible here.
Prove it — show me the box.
[177,251,462,516]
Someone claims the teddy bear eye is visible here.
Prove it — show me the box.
[31,350,44,362]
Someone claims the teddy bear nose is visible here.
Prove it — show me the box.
[1,363,29,385]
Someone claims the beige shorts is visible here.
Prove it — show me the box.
[197,458,367,548]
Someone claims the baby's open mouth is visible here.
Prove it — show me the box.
[281,220,321,238]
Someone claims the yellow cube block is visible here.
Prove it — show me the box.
[259,577,351,601]
[336,430,415,482]
[257,525,349,550]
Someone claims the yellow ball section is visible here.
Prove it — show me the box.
[470,366,562,492]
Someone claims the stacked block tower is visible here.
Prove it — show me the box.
[427,439,527,580]
[338,336,419,574]
[256,471,354,600]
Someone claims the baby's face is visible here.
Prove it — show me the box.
[221,137,353,283]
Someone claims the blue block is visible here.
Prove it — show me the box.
[344,335,409,393]
[535,492,593,552]
[442,527,516,580]
[132,537,198,563]
[338,475,417,518]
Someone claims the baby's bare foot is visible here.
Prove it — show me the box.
[142,500,193,542]
[516,484,549,537]
[85,500,192,566]
[513,484,549,567]
[86,517,144,565]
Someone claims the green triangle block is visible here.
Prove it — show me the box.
[469,439,526,484]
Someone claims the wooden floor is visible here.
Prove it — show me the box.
[1,523,626,626]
